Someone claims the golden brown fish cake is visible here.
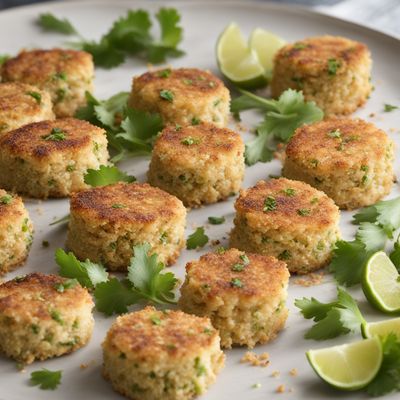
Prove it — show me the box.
[0,273,94,364]
[1,49,94,117]
[283,118,394,209]
[148,122,245,207]
[102,307,224,400]
[0,82,54,135]
[67,183,186,270]
[230,178,341,274]
[129,68,230,127]
[179,248,289,348]
[0,189,33,275]
[271,36,372,116]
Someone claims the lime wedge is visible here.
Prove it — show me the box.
[306,337,382,390]
[362,317,400,339]
[249,28,286,79]
[216,23,267,89]
[362,251,400,313]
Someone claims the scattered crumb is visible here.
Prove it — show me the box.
[289,368,298,377]
[271,370,280,378]
[292,271,325,287]
[369,112,375,118]
[240,351,270,367]
[235,122,247,132]
[274,143,286,161]
[276,384,285,393]
[211,239,221,246]
[42,240,49,248]
[80,360,96,369]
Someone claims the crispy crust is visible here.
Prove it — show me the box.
[234,178,338,230]
[0,118,103,159]
[70,182,184,224]
[0,273,93,320]
[1,49,92,85]
[103,307,218,361]
[184,249,289,298]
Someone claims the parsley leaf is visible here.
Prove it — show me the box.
[55,248,108,289]
[232,89,323,166]
[329,240,371,286]
[37,13,77,35]
[384,104,398,112]
[30,369,62,390]
[127,243,177,304]
[366,334,400,396]
[186,227,209,250]
[94,278,140,316]
[84,165,136,187]
[295,287,365,340]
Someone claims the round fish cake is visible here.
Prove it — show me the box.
[0,82,54,135]
[102,307,224,400]
[0,118,109,198]
[229,178,341,274]
[148,122,245,207]
[0,273,94,365]
[179,248,290,348]
[271,36,372,116]
[129,68,230,127]
[283,118,395,210]
[67,182,186,271]
[1,49,94,117]
[0,189,33,276]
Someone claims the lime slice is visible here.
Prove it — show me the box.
[249,28,286,79]
[362,251,400,313]
[216,23,267,89]
[362,317,400,339]
[306,337,382,390]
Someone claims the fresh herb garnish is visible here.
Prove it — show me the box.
[27,91,42,104]
[84,165,136,187]
[30,369,62,390]
[384,104,398,112]
[263,196,277,212]
[207,216,225,225]
[295,287,365,340]
[42,128,66,141]
[186,227,209,250]
[231,89,323,165]
[37,13,78,34]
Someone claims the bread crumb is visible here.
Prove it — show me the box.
[80,360,96,369]
[369,113,375,118]
[289,368,298,376]
[276,384,285,393]
[211,239,221,246]
[271,370,280,378]
[292,271,325,286]
[240,351,270,367]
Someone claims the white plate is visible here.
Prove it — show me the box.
[0,1,399,399]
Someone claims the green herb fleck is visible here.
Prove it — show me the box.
[160,232,168,244]
[181,136,200,145]
[239,254,250,265]
[151,315,162,325]
[50,310,64,325]
[384,104,398,112]
[230,278,243,288]
[231,263,245,272]
[191,116,201,125]
[293,42,308,50]
[208,216,225,225]
[194,357,207,376]
[0,194,12,205]
[328,129,341,138]
[27,91,42,104]
[283,188,296,197]
[297,208,311,216]
[160,89,174,102]
[182,78,193,85]
[54,279,78,293]
[52,71,67,81]
[42,128,66,141]
[327,58,340,75]
[278,250,292,260]
[263,196,277,212]
[111,204,126,209]
[158,69,171,78]
[31,324,40,334]
[361,165,369,172]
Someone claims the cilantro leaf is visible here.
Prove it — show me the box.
[84,165,136,187]
[37,13,77,35]
[329,240,371,286]
[186,227,209,250]
[30,369,62,390]
[94,278,140,316]
[237,89,323,165]
[355,222,387,252]
[127,243,177,304]
[94,92,130,130]
[390,235,400,271]
[366,334,400,396]
[295,287,365,340]
[353,204,378,224]
[156,8,183,48]
[81,39,125,69]
[55,248,108,288]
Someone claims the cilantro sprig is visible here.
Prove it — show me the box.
[36,8,184,68]
[231,89,323,165]
[56,244,178,315]
[186,227,209,250]
[330,197,400,286]
[84,165,136,187]
[30,369,62,390]
[75,91,163,162]
[295,287,365,340]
